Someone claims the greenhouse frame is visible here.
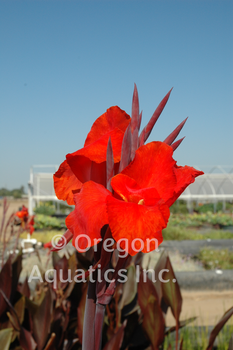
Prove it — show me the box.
[28,165,233,215]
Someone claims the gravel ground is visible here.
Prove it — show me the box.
[160,239,233,255]
[142,248,204,272]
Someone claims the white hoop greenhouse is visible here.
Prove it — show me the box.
[28,165,233,215]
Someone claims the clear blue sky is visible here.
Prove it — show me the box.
[1,0,232,192]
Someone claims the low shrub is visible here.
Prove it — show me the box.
[34,214,66,230]
[34,203,56,216]
[197,248,233,270]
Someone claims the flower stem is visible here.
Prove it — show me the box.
[82,279,96,350]
[94,303,105,350]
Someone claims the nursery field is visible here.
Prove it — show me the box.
[16,241,233,327]
[1,198,233,331]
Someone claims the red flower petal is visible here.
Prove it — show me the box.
[44,241,52,249]
[84,106,130,147]
[166,165,204,207]
[66,155,107,186]
[54,107,130,205]
[68,128,127,164]
[65,181,111,251]
[107,196,169,256]
[122,142,177,203]
[53,160,82,205]
[111,174,161,206]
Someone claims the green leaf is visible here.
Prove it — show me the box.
[63,252,77,299]
[118,264,137,311]
[229,334,233,350]
[14,296,25,325]
[0,328,13,350]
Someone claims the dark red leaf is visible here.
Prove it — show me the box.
[20,327,37,350]
[119,124,132,172]
[161,255,182,350]
[106,137,114,191]
[161,255,182,324]
[97,256,129,305]
[138,111,142,131]
[10,251,22,301]
[52,253,69,290]
[0,256,12,317]
[138,271,165,349]
[103,320,127,350]
[18,277,30,299]
[77,284,87,344]
[94,303,106,350]
[142,296,165,349]
[98,227,114,275]
[153,250,167,304]
[138,268,159,314]
[163,118,188,145]
[131,126,139,161]
[171,137,185,151]
[206,306,233,350]
[139,88,172,145]
[165,317,196,335]
[82,279,96,350]
[31,289,53,350]
[131,83,139,133]
[0,289,21,331]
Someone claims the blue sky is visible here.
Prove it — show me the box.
[0,0,232,191]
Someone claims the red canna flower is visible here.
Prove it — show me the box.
[27,215,35,235]
[14,206,35,235]
[54,106,131,205]
[50,85,204,256]
[48,86,205,350]
[65,142,203,256]
[15,205,28,222]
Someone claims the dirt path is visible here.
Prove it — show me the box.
[166,290,233,326]
[0,198,28,237]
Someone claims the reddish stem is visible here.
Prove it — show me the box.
[82,277,96,350]
[94,303,105,350]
